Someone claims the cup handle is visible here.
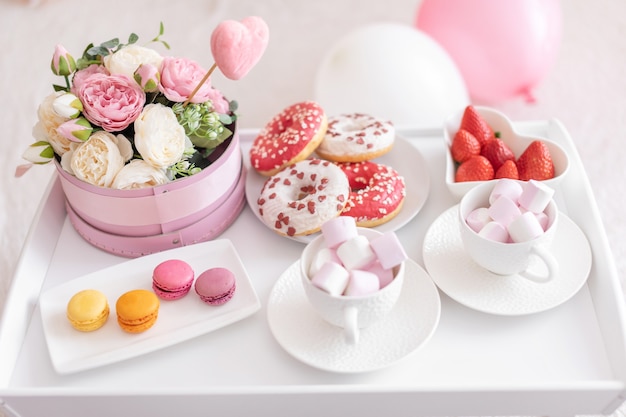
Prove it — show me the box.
[519,245,559,283]
[343,306,359,345]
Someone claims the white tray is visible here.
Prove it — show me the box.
[1,123,626,417]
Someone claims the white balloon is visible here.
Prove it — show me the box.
[314,23,469,130]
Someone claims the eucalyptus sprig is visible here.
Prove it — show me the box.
[75,22,169,70]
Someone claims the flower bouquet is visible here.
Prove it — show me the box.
[18,18,269,257]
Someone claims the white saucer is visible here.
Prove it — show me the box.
[267,259,441,373]
[244,135,431,243]
[422,206,592,316]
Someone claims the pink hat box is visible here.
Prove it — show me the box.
[55,128,246,257]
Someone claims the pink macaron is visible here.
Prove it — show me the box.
[152,259,195,300]
[194,267,236,306]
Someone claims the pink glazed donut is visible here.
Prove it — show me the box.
[257,159,350,237]
[337,161,406,228]
[249,101,328,176]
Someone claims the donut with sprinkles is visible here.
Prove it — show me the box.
[257,159,349,237]
[316,113,395,162]
[250,101,328,176]
[337,161,406,228]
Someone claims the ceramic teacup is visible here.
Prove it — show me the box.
[300,228,405,345]
[458,181,559,282]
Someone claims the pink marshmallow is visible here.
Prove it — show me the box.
[344,270,380,296]
[321,216,358,249]
[488,196,522,227]
[489,179,524,205]
[466,207,492,233]
[369,231,407,270]
[535,211,550,231]
[309,247,340,277]
[336,235,376,270]
[478,221,509,243]
[508,211,545,243]
[362,260,394,289]
[310,261,349,296]
[518,179,555,213]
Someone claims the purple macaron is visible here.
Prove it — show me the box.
[194,267,236,306]
[152,259,195,300]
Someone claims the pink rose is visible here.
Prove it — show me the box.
[206,87,230,114]
[77,73,145,132]
[159,56,213,104]
[71,64,110,94]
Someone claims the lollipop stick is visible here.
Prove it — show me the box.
[183,62,218,106]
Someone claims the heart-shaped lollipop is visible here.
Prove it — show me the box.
[210,16,269,81]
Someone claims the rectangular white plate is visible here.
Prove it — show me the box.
[39,239,261,374]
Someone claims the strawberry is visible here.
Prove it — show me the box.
[460,105,495,148]
[481,138,515,171]
[455,155,494,182]
[516,140,555,181]
[495,159,519,179]
[451,129,481,163]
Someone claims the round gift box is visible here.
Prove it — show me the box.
[56,128,244,257]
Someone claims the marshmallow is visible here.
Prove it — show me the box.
[534,211,550,231]
[478,221,509,243]
[489,179,524,205]
[310,261,350,296]
[321,216,358,249]
[369,231,407,270]
[508,211,545,243]
[488,196,522,227]
[361,260,395,289]
[344,270,380,296]
[309,247,341,277]
[466,207,492,233]
[336,235,376,270]
[518,179,555,213]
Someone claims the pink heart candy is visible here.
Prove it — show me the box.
[210,16,269,80]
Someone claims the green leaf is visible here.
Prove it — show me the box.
[100,38,119,50]
[160,40,171,50]
[128,33,139,44]
[159,21,165,36]
[53,84,68,92]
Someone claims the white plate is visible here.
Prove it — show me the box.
[39,239,261,374]
[422,206,592,316]
[266,259,441,373]
[244,135,430,243]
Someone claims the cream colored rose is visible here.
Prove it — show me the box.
[70,131,125,187]
[103,45,163,81]
[134,103,186,168]
[33,91,72,156]
[114,134,134,162]
[111,159,169,190]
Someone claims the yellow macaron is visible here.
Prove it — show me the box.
[66,289,110,332]
[115,289,160,333]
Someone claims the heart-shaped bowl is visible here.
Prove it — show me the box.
[443,106,570,200]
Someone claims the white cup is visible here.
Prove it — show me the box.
[458,181,559,283]
[300,228,405,345]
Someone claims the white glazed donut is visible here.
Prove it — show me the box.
[256,159,349,237]
[315,113,395,162]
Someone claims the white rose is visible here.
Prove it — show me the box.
[134,103,186,168]
[60,142,81,174]
[34,91,72,156]
[111,159,169,190]
[103,45,163,81]
[70,131,125,187]
[113,134,134,162]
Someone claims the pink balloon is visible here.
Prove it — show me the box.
[416,0,562,103]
